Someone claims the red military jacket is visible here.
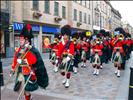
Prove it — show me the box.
[112,38,125,54]
[49,42,60,57]
[124,39,133,47]
[81,41,89,52]
[92,43,104,56]
[11,47,37,75]
[74,42,81,55]
[104,40,111,49]
[58,40,74,58]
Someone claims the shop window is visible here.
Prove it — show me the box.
[42,36,51,53]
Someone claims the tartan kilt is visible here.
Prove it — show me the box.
[24,75,38,92]
[86,51,90,60]
[90,54,103,64]
[14,71,38,92]
[59,60,74,72]
[112,52,125,63]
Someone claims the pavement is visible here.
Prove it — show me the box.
[0,53,130,100]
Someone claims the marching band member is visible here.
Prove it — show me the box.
[124,33,133,60]
[58,25,74,88]
[10,24,49,100]
[72,32,81,73]
[111,31,125,77]
[80,32,90,68]
[91,36,104,75]
[49,34,61,72]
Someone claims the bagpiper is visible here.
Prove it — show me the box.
[90,35,104,75]
[80,32,90,68]
[111,28,125,77]
[58,25,75,88]
[103,31,112,63]
[71,32,81,73]
[10,24,49,100]
[49,33,61,72]
[124,33,133,60]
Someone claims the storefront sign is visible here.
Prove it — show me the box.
[13,22,40,32]
[42,26,60,33]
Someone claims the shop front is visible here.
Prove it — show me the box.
[0,12,10,57]
[42,25,60,53]
[13,22,40,50]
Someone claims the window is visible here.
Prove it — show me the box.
[54,2,59,16]
[44,0,50,13]
[79,11,82,22]
[82,0,85,6]
[88,0,90,9]
[95,12,99,26]
[88,14,90,24]
[84,13,87,23]
[32,0,39,10]
[80,0,82,5]
[74,9,77,21]
[73,0,77,2]
[85,0,87,7]
[62,6,66,19]
[101,16,104,27]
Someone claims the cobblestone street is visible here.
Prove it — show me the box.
[1,53,129,100]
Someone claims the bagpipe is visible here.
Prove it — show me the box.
[49,41,59,65]
[58,53,74,73]
[81,50,86,60]
[49,51,56,65]
[114,34,124,45]
[112,47,122,63]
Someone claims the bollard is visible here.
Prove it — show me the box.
[128,67,133,100]
[0,61,4,86]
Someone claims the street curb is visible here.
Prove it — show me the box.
[115,61,130,100]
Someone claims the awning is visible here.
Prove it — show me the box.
[42,26,60,33]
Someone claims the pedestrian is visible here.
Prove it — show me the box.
[10,24,49,100]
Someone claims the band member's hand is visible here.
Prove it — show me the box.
[23,59,28,64]
[17,59,22,64]
[66,56,71,62]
